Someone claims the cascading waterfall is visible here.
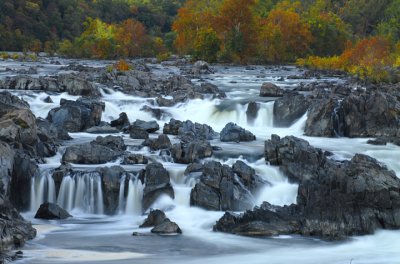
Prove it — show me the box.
[332,99,345,137]
[30,170,57,212]
[57,171,104,214]
[123,175,144,215]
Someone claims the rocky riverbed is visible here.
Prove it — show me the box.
[0,57,399,263]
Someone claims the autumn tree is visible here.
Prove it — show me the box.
[260,4,313,62]
[115,18,149,57]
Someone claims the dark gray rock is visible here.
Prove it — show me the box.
[129,128,149,139]
[163,119,183,135]
[220,123,256,142]
[178,120,217,141]
[110,112,130,130]
[142,134,171,151]
[86,125,119,134]
[304,99,337,137]
[130,119,159,133]
[62,143,123,164]
[47,98,105,133]
[58,74,100,97]
[141,163,174,212]
[122,154,148,165]
[93,135,126,151]
[151,218,182,234]
[246,102,259,124]
[190,161,255,211]
[34,202,72,219]
[0,91,30,115]
[260,82,284,97]
[273,94,310,127]
[98,166,125,214]
[171,140,213,164]
[140,209,167,228]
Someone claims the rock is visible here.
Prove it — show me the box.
[190,161,255,211]
[110,112,130,130]
[93,135,126,151]
[264,134,325,183]
[273,94,310,127]
[129,128,149,139]
[43,96,53,103]
[191,60,214,75]
[140,209,167,227]
[163,119,183,135]
[216,136,400,239]
[58,74,100,97]
[1,75,44,91]
[97,166,126,214]
[171,140,213,164]
[34,202,71,219]
[195,83,226,98]
[220,123,256,142]
[304,99,338,137]
[142,134,171,151]
[260,82,284,97]
[178,120,218,140]
[0,91,30,115]
[62,143,123,164]
[130,119,159,133]
[10,151,40,210]
[47,98,105,133]
[0,109,38,150]
[0,202,36,251]
[86,125,119,134]
[151,218,182,234]
[141,163,174,212]
[140,106,166,120]
[122,154,148,165]
[246,102,259,124]
[232,160,265,191]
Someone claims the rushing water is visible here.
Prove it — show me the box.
[3,60,400,263]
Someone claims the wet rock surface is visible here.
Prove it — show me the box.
[34,202,72,219]
[215,135,400,239]
[220,122,256,142]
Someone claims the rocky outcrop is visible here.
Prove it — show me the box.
[163,119,182,135]
[129,128,149,139]
[151,219,182,234]
[130,119,160,133]
[0,91,30,115]
[110,112,130,130]
[47,98,105,133]
[260,82,284,97]
[140,209,167,228]
[142,134,171,151]
[215,136,400,239]
[122,154,148,165]
[190,161,256,211]
[140,163,174,212]
[273,94,310,127]
[58,74,100,97]
[98,166,126,214]
[246,102,259,124]
[34,202,72,219]
[171,140,213,164]
[220,123,256,142]
[92,135,126,151]
[62,142,124,164]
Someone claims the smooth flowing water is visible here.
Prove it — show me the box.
[3,60,399,264]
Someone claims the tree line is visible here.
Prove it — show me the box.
[1,0,399,81]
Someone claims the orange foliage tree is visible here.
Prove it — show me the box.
[260,7,313,62]
[115,19,149,57]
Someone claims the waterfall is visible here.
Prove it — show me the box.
[57,171,104,214]
[332,99,345,137]
[118,175,126,213]
[30,170,57,212]
[123,175,143,215]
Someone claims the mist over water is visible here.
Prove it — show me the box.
[9,62,400,264]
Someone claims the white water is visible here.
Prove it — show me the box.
[6,61,400,264]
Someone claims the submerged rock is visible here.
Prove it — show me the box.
[34,202,72,220]
[151,219,182,235]
[140,209,167,228]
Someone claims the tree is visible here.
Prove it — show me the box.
[115,18,148,57]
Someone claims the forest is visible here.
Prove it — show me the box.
[1,0,400,81]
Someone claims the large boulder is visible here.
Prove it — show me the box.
[98,166,126,214]
[10,151,40,210]
[151,218,182,235]
[171,140,213,164]
[142,134,171,151]
[190,161,255,211]
[220,123,256,142]
[110,112,130,130]
[58,74,100,97]
[273,94,311,127]
[34,202,72,220]
[130,119,159,133]
[304,99,338,137]
[215,136,400,239]
[47,98,105,133]
[140,209,167,228]
[140,163,174,212]
[93,135,126,151]
[246,102,259,125]
[0,91,30,115]
[163,119,183,135]
[260,82,284,97]
[62,143,123,164]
